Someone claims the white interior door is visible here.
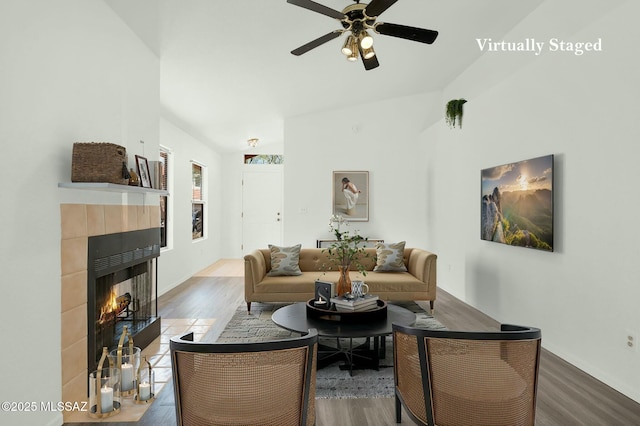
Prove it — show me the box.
[242,166,283,254]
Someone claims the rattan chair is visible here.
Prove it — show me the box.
[170,329,318,426]
[393,323,541,426]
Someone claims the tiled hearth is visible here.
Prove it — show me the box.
[62,317,215,423]
[60,203,160,422]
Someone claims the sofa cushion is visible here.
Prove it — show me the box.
[255,271,426,295]
[373,241,408,272]
[266,244,303,276]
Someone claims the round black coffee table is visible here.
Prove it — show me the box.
[272,302,416,375]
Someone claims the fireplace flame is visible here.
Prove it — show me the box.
[97,290,131,325]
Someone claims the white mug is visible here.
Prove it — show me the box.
[352,281,369,298]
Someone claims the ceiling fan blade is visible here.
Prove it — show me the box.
[364,0,398,18]
[358,44,379,71]
[287,0,345,20]
[291,30,342,56]
[375,22,439,44]
[361,51,379,71]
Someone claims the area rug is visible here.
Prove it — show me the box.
[216,302,446,399]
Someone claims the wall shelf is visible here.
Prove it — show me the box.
[58,182,169,196]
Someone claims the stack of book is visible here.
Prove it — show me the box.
[330,294,379,312]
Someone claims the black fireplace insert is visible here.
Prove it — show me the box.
[87,228,161,373]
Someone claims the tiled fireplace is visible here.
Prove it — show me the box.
[60,204,161,416]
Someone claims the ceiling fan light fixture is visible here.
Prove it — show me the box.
[341,34,355,56]
[359,30,374,49]
[347,37,359,61]
[287,0,438,71]
[362,45,376,59]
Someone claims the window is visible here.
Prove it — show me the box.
[159,148,171,248]
[244,154,284,165]
[191,162,205,240]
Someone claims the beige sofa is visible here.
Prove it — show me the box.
[244,247,437,313]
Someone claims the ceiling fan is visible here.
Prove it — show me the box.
[287,0,438,70]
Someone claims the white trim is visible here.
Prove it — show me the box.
[160,146,173,251]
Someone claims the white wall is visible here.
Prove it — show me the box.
[284,91,442,249]
[0,1,159,425]
[157,118,223,294]
[425,0,640,402]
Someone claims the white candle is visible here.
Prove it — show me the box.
[121,363,134,391]
[138,381,151,401]
[100,386,114,413]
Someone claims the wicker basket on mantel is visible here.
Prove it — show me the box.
[71,142,128,185]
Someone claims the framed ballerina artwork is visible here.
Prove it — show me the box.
[332,171,369,222]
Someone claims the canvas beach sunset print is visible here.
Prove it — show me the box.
[481,155,554,251]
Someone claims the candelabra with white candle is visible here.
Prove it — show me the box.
[135,356,156,404]
[89,347,121,418]
[109,326,141,396]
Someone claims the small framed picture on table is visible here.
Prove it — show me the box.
[315,280,335,302]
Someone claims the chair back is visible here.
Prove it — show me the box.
[171,329,318,426]
[393,324,541,426]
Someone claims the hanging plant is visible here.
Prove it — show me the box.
[445,99,467,128]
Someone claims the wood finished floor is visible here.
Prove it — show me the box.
[74,259,640,426]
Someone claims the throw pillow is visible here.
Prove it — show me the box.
[373,241,408,272]
[267,244,303,276]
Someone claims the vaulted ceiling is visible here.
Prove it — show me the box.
[106,0,543,152]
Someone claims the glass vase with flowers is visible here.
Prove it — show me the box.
[322,215,368,296]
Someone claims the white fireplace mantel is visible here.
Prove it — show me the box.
[58,182,169,196]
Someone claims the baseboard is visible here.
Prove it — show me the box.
[542,341,640,404]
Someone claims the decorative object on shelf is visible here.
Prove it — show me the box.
[109,326,141,397]
[446,98,467,128]
[122,163,131,181]
[148,160,162,189]
[71,142,129,184]
[134,357,155,404]
[322,216,368,297]
[135,155,152,188]
[128,168,140,186]
[332,171,369,221]
[89,347,121,418]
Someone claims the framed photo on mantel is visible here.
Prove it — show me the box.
[135,155,152,188]
[332,171,369,221]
